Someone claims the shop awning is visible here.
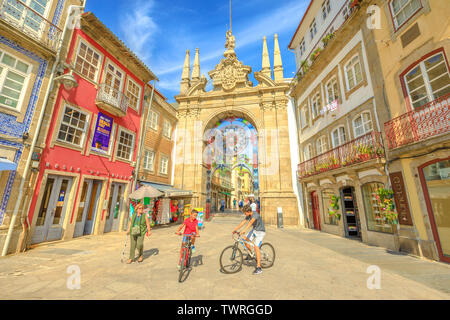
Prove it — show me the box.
[0,158,17,171]
[139,181,193,198]
[219,191,232,196]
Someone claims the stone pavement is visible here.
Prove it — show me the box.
[0,216,449,300]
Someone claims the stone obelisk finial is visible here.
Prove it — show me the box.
[181,49,191,93]
[273,34,284,82]
[192,48,200,82]
[262,36,271,79]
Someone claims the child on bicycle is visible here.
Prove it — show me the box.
[232,204,266,275]
[175,209,200,269]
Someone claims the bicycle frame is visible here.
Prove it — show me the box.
[232,233,258,259]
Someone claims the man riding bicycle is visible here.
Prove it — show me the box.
[176,209,200,270]
[232,204,265,275]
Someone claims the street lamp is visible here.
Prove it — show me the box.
[54,70,78,90]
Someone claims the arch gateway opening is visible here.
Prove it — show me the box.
[173,30,299,226]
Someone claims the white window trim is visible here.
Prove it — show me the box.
[3,0,53,37]
[103,59,126,92]
[116,127,135,161]
[352,112,373,138]
[74,38,103,83]
[143,149,155,171]
[56,104,90,147]
[311,93,321,119]
[325,76,339,105]
[316,136,327,155]
[304,143,313,161]
[404,52,450,109]
[0,50,32,113]
[331,125,346,148]
[148,110,160,131]
[163,119,172,139]
[344,54,363,91]
[389,0,422,30]
[125,77,142,111]
[159,154,169,175]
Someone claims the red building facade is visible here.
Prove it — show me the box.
[26,12,157,244]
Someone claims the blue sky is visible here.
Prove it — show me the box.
[85,0,309,102]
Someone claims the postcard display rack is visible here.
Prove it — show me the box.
[342,188,361,238]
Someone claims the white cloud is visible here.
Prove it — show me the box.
[120,0,157,61]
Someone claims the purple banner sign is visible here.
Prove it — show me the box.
[91,112,113,154]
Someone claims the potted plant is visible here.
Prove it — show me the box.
[375,187,398,225]
[310,47,322,63]
[350,0,362,9]
[321,32,335,47]
[328,195,341,221]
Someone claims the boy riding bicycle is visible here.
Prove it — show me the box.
[176,209,200,270]
[232,204,266,275]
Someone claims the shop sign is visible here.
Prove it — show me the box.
[389,172,413,226]
[91,112,113,154]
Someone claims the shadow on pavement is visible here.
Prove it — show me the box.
[143,248,159,259]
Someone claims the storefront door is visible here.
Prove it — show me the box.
[311,191,321,230]
[420,159,450,263]
[340,187,362,239]
[104,182,125,233]
[32,176,73,244]
[74,180,102,237]
[83,180,102,235]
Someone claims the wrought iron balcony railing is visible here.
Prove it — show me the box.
[297,131,385,179]
[384,93,450,150]
[0,0,62,51]
[96,83,129,117]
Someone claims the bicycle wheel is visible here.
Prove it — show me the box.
[220,245,243,274]
[178,248,187,282]
[260,243,275,268]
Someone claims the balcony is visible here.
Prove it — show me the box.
[96,83,129,117]
[297,131,385,180]
[0,0,62,51]
[384,93,450,150]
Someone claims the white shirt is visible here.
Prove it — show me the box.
[250,203,257,212]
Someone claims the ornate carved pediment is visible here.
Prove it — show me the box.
[208,54,252,92]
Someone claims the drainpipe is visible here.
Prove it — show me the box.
[133,80,157,191]
[2,2,87,256]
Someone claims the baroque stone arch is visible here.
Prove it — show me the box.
[202,107,262,133]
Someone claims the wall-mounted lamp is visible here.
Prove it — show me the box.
[54,70,78,90]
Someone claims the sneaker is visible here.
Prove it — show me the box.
[253,267,262,275]
[191,246,196,253]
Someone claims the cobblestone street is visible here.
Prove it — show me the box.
[1,215,449,300]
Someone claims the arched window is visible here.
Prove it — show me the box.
[303,143,313,161]
[353,112,373,138]
[316,136,328,155]
[344,54,363,91]
[325,77,339,105]
[331,126,346,148]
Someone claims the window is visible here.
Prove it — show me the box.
[148,110,159,130]
[116,128,135,161]
[162,119,172,139]
[404,52,450,109]
[143,150,155,171]
[325,77,339,104]
[362,182,394,234]
[353,112,373,138]
[2,0,51,33]
[322,189,338,225]
[300,105,309,129]
[299,38,306,56]
[311,93,322,119]
[310,19,317,40]
[316,136,328,155]
[57,105,89,146]
[342,0,353,20]
[0,50,31,111]
[322,0,331,20]
[303,144,313,161]
[126,79,141,110]
[74,41,101,82]
[331,126,346,148]
[159,155,169,175]
[390,0,422,30]
[345,55,363,91]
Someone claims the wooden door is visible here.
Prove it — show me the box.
[311,191,321,230]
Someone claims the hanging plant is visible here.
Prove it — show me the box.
[328,195,341,220]
[375,187,398,225]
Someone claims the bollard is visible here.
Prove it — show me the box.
[277,207,283,228]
